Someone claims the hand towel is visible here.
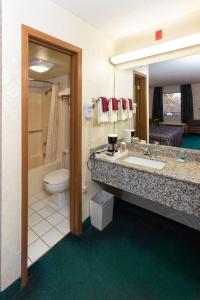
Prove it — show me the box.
[118,98,128,121]
[98,97,109,124]
[121,98,128,120]
[122,98,127,110]
[109,98,118,122]
[117,99,122,121]
[128,98,133,119]
[112,98,118,110]
[101,97,109,112]
[128,99,133,110]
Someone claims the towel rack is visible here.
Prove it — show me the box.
[28,129,42,133]
[92,97,99,103]
[92,97,113,103]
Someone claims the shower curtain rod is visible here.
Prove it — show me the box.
[29,78,54,85]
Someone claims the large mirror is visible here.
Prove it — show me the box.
[114,66,149,142]
[149,54,200,151]
[114,54,200,151]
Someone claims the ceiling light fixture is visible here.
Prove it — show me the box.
[110,33,200,65]
[29,59,54,73]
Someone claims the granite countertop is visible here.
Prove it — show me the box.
[95,150,200,185]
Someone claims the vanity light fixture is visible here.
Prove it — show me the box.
[110,33,200,65]
[29,59,54,73]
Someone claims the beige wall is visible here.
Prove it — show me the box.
[113,10,200,69]
[114,11,200,55]
[51,74,70,90]
[114,69,133,134]
[1,0,115,290]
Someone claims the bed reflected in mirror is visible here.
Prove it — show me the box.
[149,54,200,151]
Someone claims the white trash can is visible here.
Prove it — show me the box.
[90,191,114,231]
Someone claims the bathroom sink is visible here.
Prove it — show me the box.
[122,156,166,169]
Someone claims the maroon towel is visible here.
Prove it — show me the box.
[99,97,109,112]
[110,98,118,110]
[128,98,133,110]
[121,98,127,110]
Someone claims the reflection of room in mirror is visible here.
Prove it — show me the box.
[163,93,181,117]
[149,54,200,150]
[114,65,149,143]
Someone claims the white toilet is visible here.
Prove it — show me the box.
[44,168,70,208]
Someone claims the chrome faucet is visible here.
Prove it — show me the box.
[143,147,153,157]
[141,143,160,158]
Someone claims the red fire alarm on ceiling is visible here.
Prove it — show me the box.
[155,29,163,41]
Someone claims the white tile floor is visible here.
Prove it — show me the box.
[28,191,70,266]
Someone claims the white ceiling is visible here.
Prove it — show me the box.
[149,54,200,86]
[29,42,70,80]
[51,0,200,39]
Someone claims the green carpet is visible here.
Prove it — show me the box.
[1,200,200,300]
[181,134,200,150]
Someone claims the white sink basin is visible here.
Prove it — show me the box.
[122,156,166,169]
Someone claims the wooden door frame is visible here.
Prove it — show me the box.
[21,25,82,286]
[133,71,147,141]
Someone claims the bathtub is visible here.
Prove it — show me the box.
[28,160,62,198]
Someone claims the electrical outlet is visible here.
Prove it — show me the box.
[82,185,87,193]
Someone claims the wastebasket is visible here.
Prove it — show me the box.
[90,191,114,231]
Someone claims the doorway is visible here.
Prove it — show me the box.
[134,72,147,140]
[22,25,82,286]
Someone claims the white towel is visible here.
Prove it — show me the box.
[118,98,128,121]
[117,99,122,121]
[97,97,109,124]
[108,99,118,122]
[127,99,133,119]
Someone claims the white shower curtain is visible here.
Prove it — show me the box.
[45,84,59,164]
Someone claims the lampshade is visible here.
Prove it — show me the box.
[29,59,54,73]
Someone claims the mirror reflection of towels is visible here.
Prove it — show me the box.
[122,98,127,109]
[128,98,133,119]
[128,99,133,110]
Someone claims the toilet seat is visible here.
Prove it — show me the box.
[44,169,69,185]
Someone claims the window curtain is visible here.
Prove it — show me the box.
[152,87,163,122]
[180,84,194,123]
